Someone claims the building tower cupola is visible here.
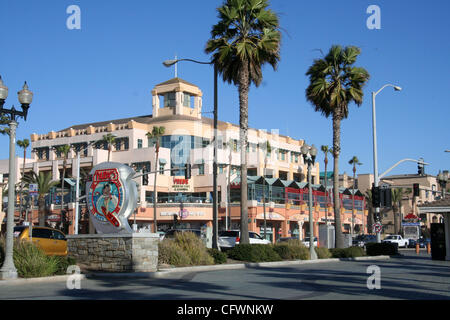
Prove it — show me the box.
[151,78,203,119]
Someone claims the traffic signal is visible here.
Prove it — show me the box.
[413,183,419,197]
[418,159,425,175]
[372,186,381,208]
[382,187,392,207]
[142,169,148,185]
[185,163,191,180]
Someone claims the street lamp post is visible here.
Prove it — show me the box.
[162,58,219,249]
[371,83,401,243]
[0,76,33,280]
[437,170,449,199]
[301,142,318,260]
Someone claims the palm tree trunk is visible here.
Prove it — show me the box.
[38,196,45,226]
[19,149,26,221]
[333,115,344,248]
[239,62,250,245]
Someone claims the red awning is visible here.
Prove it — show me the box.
[404,213,418,220]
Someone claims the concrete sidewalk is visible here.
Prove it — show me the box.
[0,255,390,285]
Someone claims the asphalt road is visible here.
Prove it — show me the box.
[0,250,449,301]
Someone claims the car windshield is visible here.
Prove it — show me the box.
[385,236,396,240]
[219,231,239,237]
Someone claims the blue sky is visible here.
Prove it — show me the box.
[0,0,449,178]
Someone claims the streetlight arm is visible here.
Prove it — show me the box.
[374,84,402,96]
[163,58,212,67]
[378,158,430,180]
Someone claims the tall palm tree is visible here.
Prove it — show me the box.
[22,171,59,226]
[54,144,71,232]
[17,138,30,219]
[101,133,116,162]
[349,156,362,236]
[205,0,281,244]
[146,126,165,233]
[305,45,370,248]
[321,145,332,228]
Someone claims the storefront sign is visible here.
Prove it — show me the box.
[160,211,206,218]
[87,162,138,234]
[169,178,193,192]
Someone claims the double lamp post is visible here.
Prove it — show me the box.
[0,75,33,280]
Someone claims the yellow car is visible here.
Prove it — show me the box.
[13,226,68,256]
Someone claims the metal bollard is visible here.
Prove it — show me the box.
[415,243,420,254]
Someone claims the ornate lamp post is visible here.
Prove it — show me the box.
[301,142,318,260]
[0,76,33,279]
[437,170,449,199]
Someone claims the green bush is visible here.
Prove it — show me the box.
[314,247,332,259]
[366,242,398,256]
[330,246,365,258]
[273,243,309,260]
[208,248,227,264]
[0,238,76,278]
[158,231,214,267]
[227,244,281,262]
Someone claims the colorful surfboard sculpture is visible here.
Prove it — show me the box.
[86,162,138,234]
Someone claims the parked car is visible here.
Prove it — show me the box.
[162,229,203,240]
[302,237,318,248]
[382,235,409,248]
[13,226,67,256]
[353,234,377,247]
[218,230,271,249]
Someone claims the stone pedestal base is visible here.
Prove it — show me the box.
[67,233,159,272]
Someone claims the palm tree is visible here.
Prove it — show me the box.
[205,0,281,244]
[365,189,374,234]
[22,171,59,226]
[17,138,30,219]
[259,140,272,240]
[101,133,116,162]
[146,126,165,233]
[305,45,370,248]
[321,145,332,228]
[54,144,71,232]
[349,156,362,236]
[391,187,410,235]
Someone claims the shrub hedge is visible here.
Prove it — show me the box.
[226,244,281,262]
[330,246,365,258]
[0,237,76,278]
[208,248,227,264]
[365,242,398,256]
[272,243,309,260]
[158,231,214,266]
[314,247,332,259]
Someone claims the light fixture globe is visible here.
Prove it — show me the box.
[393,86,402,91]
[301,143,309,156]
[17,82,33,105]
[163,59,177,67]
[0,76,8,100]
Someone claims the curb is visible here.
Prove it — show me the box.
[0,274,86,286]
[87,255,391,279]
[0,255,391,284]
